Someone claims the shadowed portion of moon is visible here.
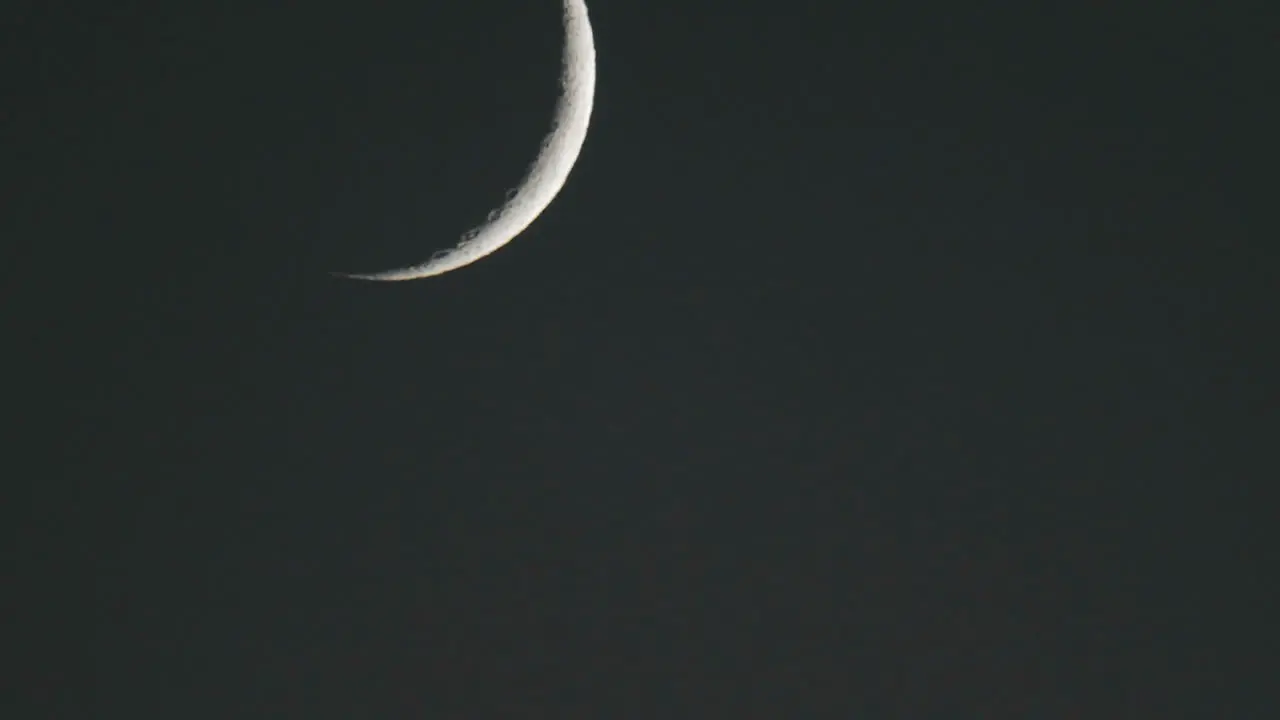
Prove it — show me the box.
[335,0,596,282]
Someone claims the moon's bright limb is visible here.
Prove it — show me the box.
[336,0,596,281]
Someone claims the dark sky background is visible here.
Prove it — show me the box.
[4,0,1274,716]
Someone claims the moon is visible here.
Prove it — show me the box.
[336,0,596,281]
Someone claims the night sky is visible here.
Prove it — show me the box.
[5,0,1274,716]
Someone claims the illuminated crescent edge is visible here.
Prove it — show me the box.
[336,0,596,281]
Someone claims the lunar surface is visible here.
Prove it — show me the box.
[337,0,596,281]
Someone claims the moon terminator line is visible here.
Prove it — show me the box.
[336,0,596,281]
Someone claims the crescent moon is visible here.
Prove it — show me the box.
[336,0,596,281]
